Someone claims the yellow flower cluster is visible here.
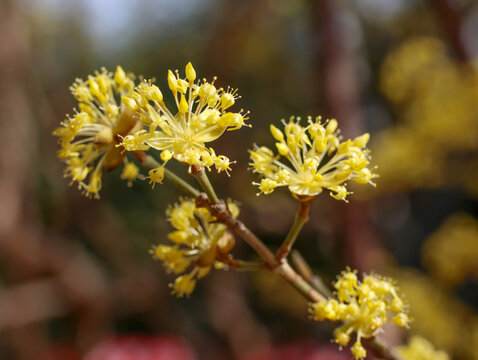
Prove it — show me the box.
[53,66,140,198]
[397,336,449,360]
[120,62,248,180]
[249,116,375,200]
[309,269,408,360]
[422,213,478,288]
[151,198,239,297]
[373,37,478,192]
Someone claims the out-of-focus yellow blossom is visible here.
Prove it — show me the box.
[422,213,478,288]
[249,116,375,200]
[120,161,140,187]
[53,66,140,198]
[374,37,478,193]
[397,336,449,360]
[120,62,248,174]
[151,198,239,297]
[391,268,478,359]
[309,269,408,359]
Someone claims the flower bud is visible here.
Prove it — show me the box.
[179,95,189,114]
[185,62,196,83]
[167,70,178,93]
[270,124,284,141]
[122,96,138,111]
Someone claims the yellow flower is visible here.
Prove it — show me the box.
[151,198,239,297]
[422,213,478,287]
[397,336,449,360]
[249,116,376,200]
[309,269,408,360]
[120,161,140,187]
[120,62,248,174]
[53,66,140,198]
[374,37,478,193]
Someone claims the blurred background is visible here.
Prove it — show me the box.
[0,0,477,359]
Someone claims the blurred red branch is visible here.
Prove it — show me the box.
[430,0,469,61]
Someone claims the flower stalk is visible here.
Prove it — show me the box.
[194,193,326,302]
[192,166,220,203]
[195,194,402,360]
[134,152,199,198]
[276,197,314,261]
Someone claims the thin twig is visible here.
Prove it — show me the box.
[430,0,469,62]
[196,194,400,359]
[223,258,266,272]
[195,193,326,303]
[290,250,333,298]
